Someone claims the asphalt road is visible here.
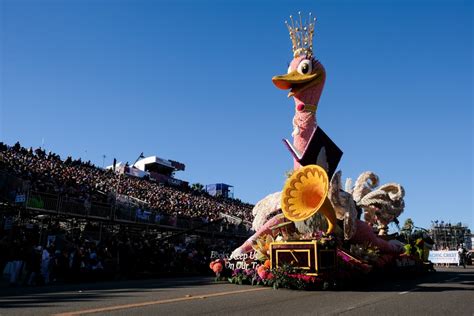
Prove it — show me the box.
[0,266,473,316]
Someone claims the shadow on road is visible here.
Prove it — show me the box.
[0,276,215,309]
[339,266,474,293]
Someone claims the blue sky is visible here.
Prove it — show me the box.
[1,0,472,230]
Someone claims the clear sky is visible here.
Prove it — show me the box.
[1,0,472,230]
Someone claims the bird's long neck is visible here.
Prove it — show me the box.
[291,85,324,169]
[292,110,317,169]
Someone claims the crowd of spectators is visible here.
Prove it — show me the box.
[1,220,238,286]
[0,142,253,223]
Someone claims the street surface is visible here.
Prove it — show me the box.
[0,266,473,316]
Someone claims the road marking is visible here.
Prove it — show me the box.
[399,288,417,295]
[53,287,270,316]
[445,277,459,282]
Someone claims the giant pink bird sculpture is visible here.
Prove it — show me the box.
[230,13,403,258]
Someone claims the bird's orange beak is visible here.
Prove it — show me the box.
[272,71,322,97]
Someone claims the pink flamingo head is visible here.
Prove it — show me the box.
[272,54,326,109]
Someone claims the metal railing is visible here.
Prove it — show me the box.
[0,171,252,236]
[27,191,59,212]
[22,191,251,235]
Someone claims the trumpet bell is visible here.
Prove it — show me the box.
[281,164,337,234]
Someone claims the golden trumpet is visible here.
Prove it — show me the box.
[281,165,337,234]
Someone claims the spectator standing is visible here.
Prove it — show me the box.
[444,246,450,267]
[26,246,41,285]
[41,247,51,284]
[458,245,467,268]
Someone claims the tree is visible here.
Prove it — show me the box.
[402,218,414,233]
[191,183,205,192]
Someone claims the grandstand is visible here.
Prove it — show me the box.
[0,142,253,223]
[0,141,254,280]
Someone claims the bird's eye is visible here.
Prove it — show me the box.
[297,59,312,75]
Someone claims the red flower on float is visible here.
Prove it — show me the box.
[257,259,273,280]
[209,259,224,275]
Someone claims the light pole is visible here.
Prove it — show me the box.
[132,152,145,167]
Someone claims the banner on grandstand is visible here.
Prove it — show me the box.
[15,194,26,203]
[116,194,147,207]
[127,166,148,178]
[136,209,152,221]
[219,212,243,225]
[428,251,459,264]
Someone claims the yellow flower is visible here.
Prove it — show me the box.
[252,234,274,261]
[281,165,329,222]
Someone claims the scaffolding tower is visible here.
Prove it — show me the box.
[429,221,471,250]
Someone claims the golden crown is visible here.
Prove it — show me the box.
[285,12,317,58]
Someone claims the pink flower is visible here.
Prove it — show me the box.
[209,259,224,274]
[257,265,274,280]
[257,265,268,279]
[212,262,223,274]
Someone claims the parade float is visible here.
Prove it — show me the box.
[210,13,433,290]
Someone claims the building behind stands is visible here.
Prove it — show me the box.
[108,155,188,188]
[205,183,234,199]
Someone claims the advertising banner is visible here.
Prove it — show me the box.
[428,251,459,264]
[15,194,26,203]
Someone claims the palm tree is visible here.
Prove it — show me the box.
[191,183,205,193]
[402,218,414,234]
[401,218,414,243]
